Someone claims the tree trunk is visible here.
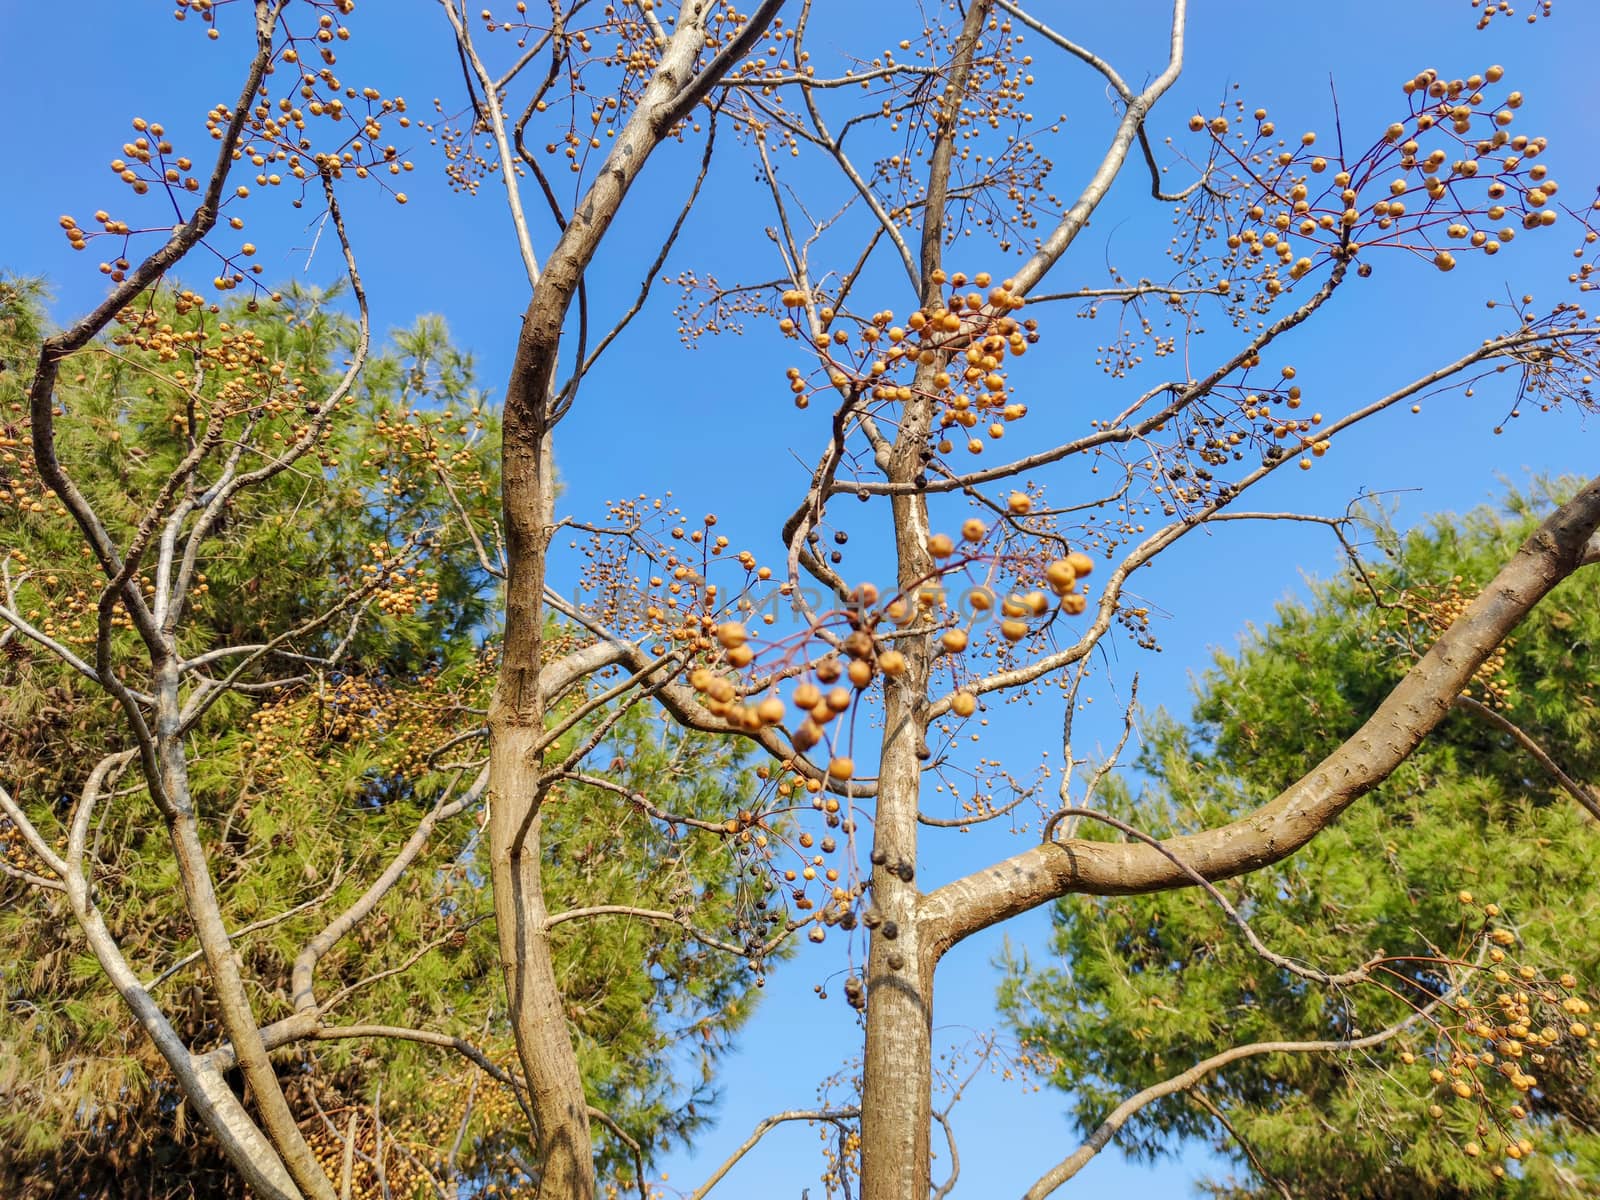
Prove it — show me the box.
[489,724,595,1199]
[859,679,938,1200]
[490,406,596,1198]
[860,319,950,1197]
[474,12,790,1192]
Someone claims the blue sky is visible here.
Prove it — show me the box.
[3,1,1597,1196]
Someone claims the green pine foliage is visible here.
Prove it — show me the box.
[0,277,769,1198]
[999,481,1600,1199]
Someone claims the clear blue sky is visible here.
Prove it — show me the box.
[3,2,1596,1196]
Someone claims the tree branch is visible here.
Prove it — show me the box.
[1009,0,1189,296]
[1021,1000,1444,1199]
[544,903,781,959]
[921,474,1600,950]
[686,1108,860,1200]
[440,0,542,288]
[289,769,481,1014]
[1453,694,1600,822]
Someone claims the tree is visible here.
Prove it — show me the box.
[999,480,1600,1199]
[0,278,765,1198]
[4,2,1600,1199]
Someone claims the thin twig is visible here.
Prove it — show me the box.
[686,1109,860,1200]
